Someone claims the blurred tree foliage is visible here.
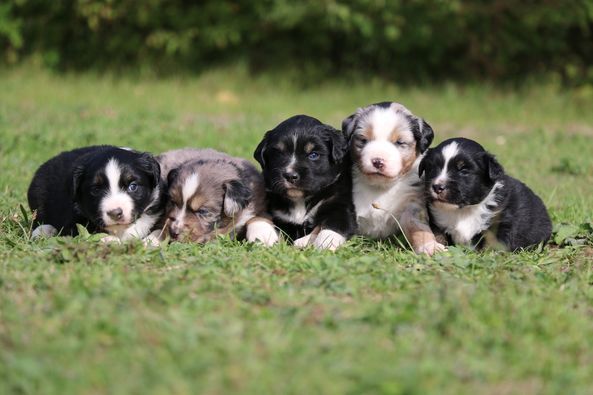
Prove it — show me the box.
[1,0,592,84]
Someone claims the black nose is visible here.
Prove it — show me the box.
[107,208,123,220]
[371,158,384,170]
[283,171,300,184]
[432,183,446,194]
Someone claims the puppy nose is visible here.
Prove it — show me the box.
[432,183,446,194]
[371,158,384,170]
[107,208,123,221]
[169,225,180,239]
[283,171,300,183]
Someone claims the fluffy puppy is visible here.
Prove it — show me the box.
[254,115,356,250]
[156,148,278,245]
[342,102,445,255]
[419,138,552,251]
[28,146,163,240]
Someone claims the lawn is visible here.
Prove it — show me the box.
[1,67,592,395]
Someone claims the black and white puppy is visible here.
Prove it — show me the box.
[28,145,163,241]
[342,102,445,255]
[254,115,356,250]
[419,137,552,251]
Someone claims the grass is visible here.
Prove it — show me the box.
[1,66,593,395]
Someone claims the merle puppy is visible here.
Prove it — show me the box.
[254,115,356,250]
[28,145,163,241]
[418,137,552,251]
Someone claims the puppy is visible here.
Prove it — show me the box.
[419,138,552,251]
[342,102,445,255]
[28,145,163,241]
[156,148,278,245]
[254,115,356,250]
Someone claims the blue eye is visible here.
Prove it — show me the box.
[196,208,209,216]
[308,152,320,160]
[127,182,138,192]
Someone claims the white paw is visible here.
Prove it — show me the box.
[294,233,316,249]
[143,230,163,247]
[415,240,448,256]
[313,229,346,251]
[100,235,121,244]
[246,220,279,246]
[31,224,58,239]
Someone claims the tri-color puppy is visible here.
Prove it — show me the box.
[156,148,278,245]
[419,138,552,251]
[28,145,163,241]
[254,115,356,250]
[342,102,445,255]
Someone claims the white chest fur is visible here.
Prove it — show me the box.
[272,198,323,225]
[430,182,503,247]
[352,169,423,239]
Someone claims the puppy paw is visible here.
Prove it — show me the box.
[415,240,447,256]
[246,220,279,246]
[294,233,316,249]
[100,235,121,244]
[143,230,163,247]
[31,224,57,239]
[313,229,346,251]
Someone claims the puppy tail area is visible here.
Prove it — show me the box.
[294,226,347,251]
[245,217,279,246]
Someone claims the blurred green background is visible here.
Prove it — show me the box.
[1,0,593,84]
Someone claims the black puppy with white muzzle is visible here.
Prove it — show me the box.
[254,115,356,250]
[28,145,163,242]
[419,138,552,251]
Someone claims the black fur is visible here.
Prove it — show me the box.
[419,137,552,251]
[28,145,163,236]
[254,115,356,241]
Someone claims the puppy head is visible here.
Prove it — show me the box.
[342,102,434,186]
[419,138,504,207]
[254,115,347,199]
[72,148,161,232]
[165,160,252,242]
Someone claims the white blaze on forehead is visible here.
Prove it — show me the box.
[285,134,298,171]
[182,173,199,204]
[434,141,459,184]
[173,172,200,232]
[101,158,134,226]
[368,108,411,141]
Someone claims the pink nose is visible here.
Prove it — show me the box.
[371,158,384,170]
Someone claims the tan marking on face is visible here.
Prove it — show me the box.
[304,142,315,154]
[390,129,418,176]
[188,194,207,212]
[362,126,374,141]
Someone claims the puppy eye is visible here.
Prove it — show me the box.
[308,152,320,160]
[196,207,209,216]
[90,185,103,197]
[356,136,368,145]
[127,182,138,192]
[395,140,407,147]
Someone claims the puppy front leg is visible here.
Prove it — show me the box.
[311,202,356,251]
[400,205,446,256]
[246,216,279,246]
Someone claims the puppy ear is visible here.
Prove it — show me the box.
[167,168,180,188]
[320,125,348,163]
[254,131,271,168]
[137,153,161,188]
[71,164,86,199]
[341,113,358,141]
[223,179,252,217]
[418,149,432,178]
[483,152,505,181]
[415,118,434,153]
